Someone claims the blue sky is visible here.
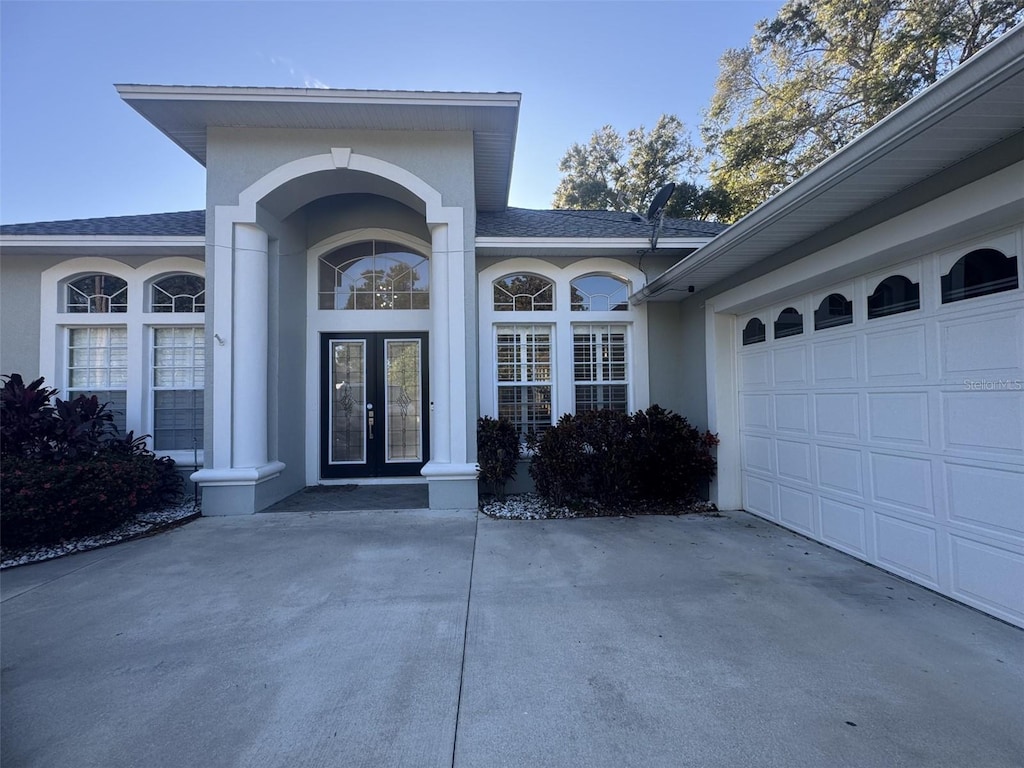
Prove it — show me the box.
[0,0,782,224]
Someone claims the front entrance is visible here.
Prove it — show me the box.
[320,332,429,478]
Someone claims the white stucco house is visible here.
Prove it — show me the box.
[2,28,1022,627]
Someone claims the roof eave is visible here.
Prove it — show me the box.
[116,84,523,210]
[475,236,713,250]
[0,234,206,250]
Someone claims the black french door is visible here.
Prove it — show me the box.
[320,332,429,478]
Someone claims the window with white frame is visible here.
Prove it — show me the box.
[573,324,629,412]
[67,326,129,432]
[318,240,429,310]
[570,274,630,311]
[152,274,205,313]
[66,273,128,313]
[495,324,553,436]
[152,327,204,450]
[44,259,205,457]
[493,274,554,311]
[481,262,647,437]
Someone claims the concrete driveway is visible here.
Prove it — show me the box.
[2,509,1021,767]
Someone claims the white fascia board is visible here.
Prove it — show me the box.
[475,237,712,250]
[116,84,521,109]
[0,235,205,250]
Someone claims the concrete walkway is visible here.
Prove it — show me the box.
[2,510,1021,767]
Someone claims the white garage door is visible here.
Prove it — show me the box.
[737,237,1024,627]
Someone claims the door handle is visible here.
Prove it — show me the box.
[367,403,375,439]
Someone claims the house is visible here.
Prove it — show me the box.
[1,28,1021,627]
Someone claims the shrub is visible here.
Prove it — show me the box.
[1,373,118,459]
[527,414,589,507]
[0,374,60,459]
[0,373,184,550]
[1,453,168,549]
[476,416,520,498]
[528,405,719,509]
[628,405,719,502]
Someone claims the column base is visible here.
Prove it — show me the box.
[191,462,286,515]
[420,462,479,511]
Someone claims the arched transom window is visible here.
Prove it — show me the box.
[152,274,205,313]
[570,274,630,311]
[493,273,554,311]
[66,274,128,313]
[319,240,429,310]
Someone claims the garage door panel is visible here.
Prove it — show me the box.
[779,485,815,535]
[744,475,775,519]
[777,439,813,484]
[815,392,861,439]
[949,535,1024,624]
[865,325,928,381]
[740,351,771,387]
[817,445,864,497]
[820,497,867,557]
[774,393,809,433]
[939,308,1023,377]
[942,390,1024,456]
[741,393,771,431]
[870,453,935,516]
[874,513,939,586]
[743,434,773,473]
[773,345,808,385]
[867,391,930,446]
[813,336,859,384]
[946,461,1024,537]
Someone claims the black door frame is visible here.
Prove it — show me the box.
[320,332,429,478]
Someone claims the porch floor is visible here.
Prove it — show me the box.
[261,483,429,512]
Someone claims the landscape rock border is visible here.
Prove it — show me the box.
[1,501,201,569]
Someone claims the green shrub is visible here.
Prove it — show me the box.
[1,453,168,549]
[528,405,719,508]
[476,416,520,498]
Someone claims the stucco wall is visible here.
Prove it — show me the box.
[206,128,477,213]
[303,194,430,246]
[1,255,45,377]
[646,301,709,430]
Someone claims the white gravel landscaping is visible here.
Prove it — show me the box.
[0,500,200,569]
[480,493,579,520]
[480,493,719,520]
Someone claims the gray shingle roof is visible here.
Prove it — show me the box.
[476,208,727,239]
[1,207,726,240]
[0,210,205,236]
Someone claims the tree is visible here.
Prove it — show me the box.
[552,115,735,221]
[703,0,1024,217]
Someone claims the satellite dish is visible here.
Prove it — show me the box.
[646,182,676,221]
[645,183,676,250]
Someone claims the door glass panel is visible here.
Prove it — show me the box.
[385,339,422,462]
[330,340,366,463]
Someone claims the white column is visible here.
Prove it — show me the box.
[429,222,452,464]
[232,222,269,468]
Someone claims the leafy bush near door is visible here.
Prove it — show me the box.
[527,405,719,509]
[476,415,520,498]
[1,373,182,550]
